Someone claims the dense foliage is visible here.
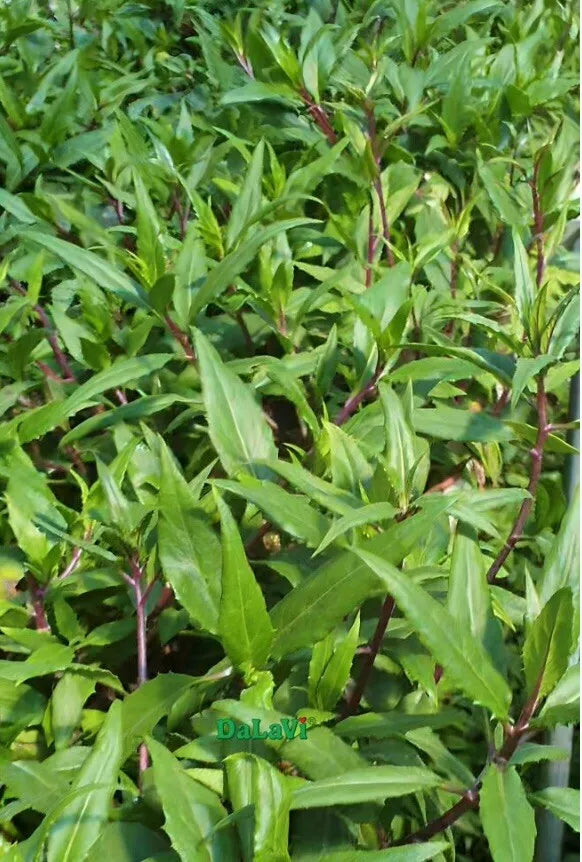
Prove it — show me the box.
[0,0,579,859]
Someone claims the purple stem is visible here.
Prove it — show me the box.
[342,595,395,717]
[334,365,384,427]
[487,376,549,584]
[27,575,50,632]
[398,678,542,845]
[127,557,149,782]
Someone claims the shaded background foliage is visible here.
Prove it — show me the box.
[0,0,579,859]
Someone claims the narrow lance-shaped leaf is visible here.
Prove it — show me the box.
[448,522,490,640]
[21,230,149,309]
[225,139,264,250]
[214,477,329,548]
[215,491,274,673]
[308,614,360,711]
[312,502,396,557]
[270,505,452,658]
[523,587,573,700]
[512,228,536,324]
[158,442,221,633]
[352,547,512,719]
[195,330,277,479]
[290,765,441,809]
[190,218,317,315]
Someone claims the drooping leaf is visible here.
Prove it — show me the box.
[529,787,580,832]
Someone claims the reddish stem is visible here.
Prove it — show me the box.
[398,680,542,845]
[444,242,459,337]
[373,177,394,267]
[59,546,83,580]
[365,206,378,288]
[531,157,545,290]
[127,557,149,782]
[27,575,50,632]
[299,88,337,145]
[487,376,549,584]
[334,365,384,427]
[11,281,76,381]
[235,52,255,79]
[341,595,395,717]
[164,314,196,361]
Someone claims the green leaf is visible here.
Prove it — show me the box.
[212,700,365,779]
[448,523,490,640]
[480,764,536,862]
[412,405,513,443]
[158,442,221,633]
[224,753,290,862]
[51,672,96,750]
[220,82,301,106]
[511,356,555,409]
[512,228,536,324]
[378,384,418,508]
[477,162,524,227]
[431,0,502,38]
[335,710,465,739]
[216,492,273,673]
[510,743,569,765]
[195,330,277,479]
[523,588,573,700]
[529,787,580,832]
[325,422,373,494]
[270,509,441,658]
[190,219,316,315]
[312,502,396,557]
[538,488,579,608]
[214,477,329,548]
[261,459,362,516]
[0,759,68,815]
[0,678,46,744]
[308,614,359,711]
[352,548,512,719]
[47,700,123,862]
[225,140,264,250]
[537,664,580,728]
[86,823,173,862]
[0,644,74,683]
[0,189,38,224]
[290,765,441,809]
[305,846,450,861]
[148,736,236,862]
[21,231,149,309]
[133,171,165,285]
[18,354,174,443]
[120,674,202,761]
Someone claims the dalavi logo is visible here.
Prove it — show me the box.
[217,717,310,741]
